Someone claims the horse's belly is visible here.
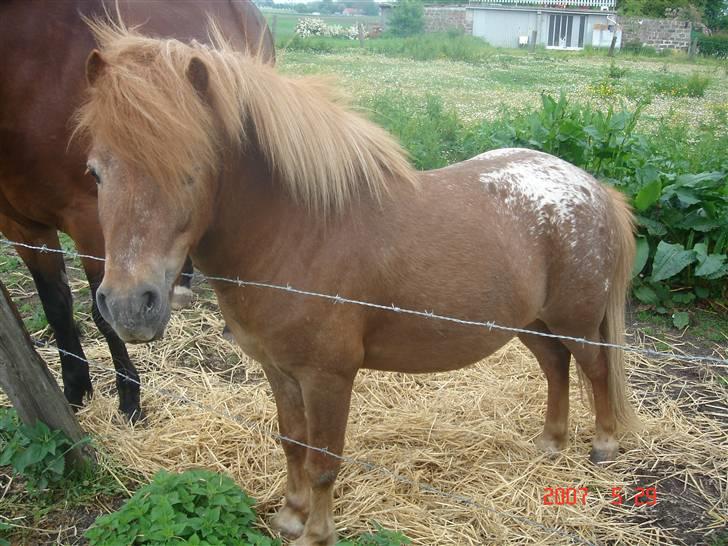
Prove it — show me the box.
[362,325,514,373]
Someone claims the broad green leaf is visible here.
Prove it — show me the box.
[692,242,708,257]
[633,284,659,305]
[672,311,689,329]
[695,253,726,277]
[650,241,696,282]
[674,188,700,205]
[632,236,649,277]
[634,179,662,211]
[672,292,695,304]
[634,215,667,236]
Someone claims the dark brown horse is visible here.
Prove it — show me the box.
[0,1,273,420]
[77,24,639,545]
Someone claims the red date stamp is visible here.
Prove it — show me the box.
[543,486,657,506]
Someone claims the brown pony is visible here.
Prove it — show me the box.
[0,1,273,420]
[77,23,639,545]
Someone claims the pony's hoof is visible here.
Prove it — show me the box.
[589,438,619,464]
[171,286,193,310]
[291,534,336,546]
[272,506,306,538]
[535,432,567,455]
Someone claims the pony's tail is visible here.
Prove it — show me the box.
[602,187,641,432]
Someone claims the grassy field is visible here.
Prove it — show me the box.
[274,41,728,132]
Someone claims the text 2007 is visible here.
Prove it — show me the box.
[543,486,658,506]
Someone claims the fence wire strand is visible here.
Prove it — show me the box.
[2,237,726,369]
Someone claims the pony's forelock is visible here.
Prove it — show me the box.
[74,20,417,214]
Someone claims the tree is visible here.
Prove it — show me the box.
[389,0,425,37]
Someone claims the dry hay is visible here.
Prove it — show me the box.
[6,280,728,545]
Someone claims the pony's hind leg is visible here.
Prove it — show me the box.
[562,337,619,464]
[519,321,571,454]
[0,219,93,408]
[265,364,310,539]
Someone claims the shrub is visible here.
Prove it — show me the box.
[388,0,424,37]
[622,41,658,56]
[294,17,327,38]
[608,61,628,79]
[367,33,493,63]
[651,72,712,97]
[0,408,86,491]
[698,33,728,58]
[85,469,278,546]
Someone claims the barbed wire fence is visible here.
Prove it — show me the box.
[2,238,726,369]
[1,236,727,545]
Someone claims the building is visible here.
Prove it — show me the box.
[468,0,621,50]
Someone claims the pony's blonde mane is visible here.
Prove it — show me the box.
[74,21,417,213]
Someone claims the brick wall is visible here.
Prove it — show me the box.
[423,6,473,34]
[618,16,693,51]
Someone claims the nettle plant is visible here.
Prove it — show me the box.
[0,407,85,491]
[85,469,278,546]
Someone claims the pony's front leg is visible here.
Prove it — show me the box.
[293,369,356,546]
[265,364,310,538]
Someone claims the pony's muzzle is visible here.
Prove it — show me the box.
[96,281,169,343]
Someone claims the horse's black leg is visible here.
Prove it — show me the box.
[66,205,143,422]
[87,274,142,422]
[1,223,93,408]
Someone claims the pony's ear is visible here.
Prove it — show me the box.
[186,57,209,98]
[86,49,107,86]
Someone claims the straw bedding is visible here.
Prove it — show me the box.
[7,278,728,544]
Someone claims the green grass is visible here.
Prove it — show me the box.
[635,307,728,342]
[275,45,726,131]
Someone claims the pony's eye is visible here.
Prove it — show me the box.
[87,166,101,184]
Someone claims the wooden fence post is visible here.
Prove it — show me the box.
[358,23,365,48]
[0,282,94,468]
[271,14,278,41]
[530,30,537,52]
[608,34,617,57]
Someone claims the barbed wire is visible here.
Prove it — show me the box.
[30,338,597,546]
[2,237,726,369]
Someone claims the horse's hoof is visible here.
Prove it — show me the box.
[272,506,306,539]
[65,384,93,410]
[589,437,619,464]
[535,432,567,455]
[171,285,193,310]
[123,407,146,425]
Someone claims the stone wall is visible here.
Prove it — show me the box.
[618,16,693,51]
[423,6,472,34]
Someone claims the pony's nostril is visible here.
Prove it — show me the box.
[142,290,156,313]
